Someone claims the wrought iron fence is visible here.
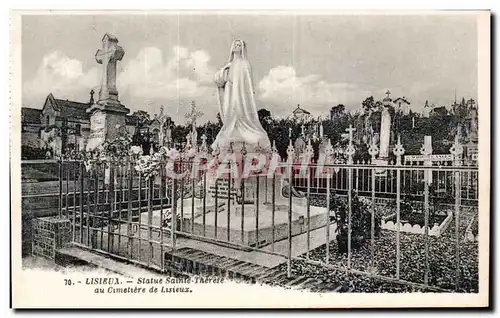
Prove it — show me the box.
[45,154,479,292]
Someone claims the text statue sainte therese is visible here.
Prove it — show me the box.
[211,39,271,153]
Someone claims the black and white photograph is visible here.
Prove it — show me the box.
[10,10,490,308]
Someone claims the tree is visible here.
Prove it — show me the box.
[430,106,448,118]
[216,113,223,126]
[258,108,271,121]
[132,110,151,125]
[361,96,381,114]
[330,104,345,119]
[258,108,272,131]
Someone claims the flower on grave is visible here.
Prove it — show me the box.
[158,146,168,155]
[166,148,180,160]
[185,147,197,158]
[129,145,143,156]
[98,152,107,162]
[84,160,93,172]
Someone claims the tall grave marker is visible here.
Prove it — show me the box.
[86,33,130,151]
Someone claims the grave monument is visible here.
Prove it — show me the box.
[177,39,331,249]
[372,90,392,176]
[86,33,130,151]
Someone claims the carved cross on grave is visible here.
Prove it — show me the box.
[185,101,203,145]
[346,125,356,145]
[95,33,125,101]
[345,125,356,163]
[385,90,391,99]
[185,101,203,127]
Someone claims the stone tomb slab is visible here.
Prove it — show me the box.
[180,202,328,249]
[177,177,330,249]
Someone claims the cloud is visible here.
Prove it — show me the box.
[23,51,100,106]
[22,47,220,122]
[258,65,368,116]
[118,46,215,101]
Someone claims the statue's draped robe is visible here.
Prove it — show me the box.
[212,57,271,152]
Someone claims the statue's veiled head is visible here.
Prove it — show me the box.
[228,39,247,61]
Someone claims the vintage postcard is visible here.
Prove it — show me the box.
[10,10,490,308]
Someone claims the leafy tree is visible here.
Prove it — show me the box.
[132,110,151,125]
[258,108,271,121]
[216,112,223,126]
[330,104,345,119]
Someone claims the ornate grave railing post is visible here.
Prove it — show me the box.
[345,125,356,270]
[58,158,63,218]
[393,135,405,279]
[240,142,247,245]
[286,137,296,278]
[368,136,379,272]
[304,139,315,260]
[450,132,464,291]
[420,136,433,285]
[271,140,279,252]
[322,139,334,264]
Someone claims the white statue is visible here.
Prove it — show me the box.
[211,39,271,152]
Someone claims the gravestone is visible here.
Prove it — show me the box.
[86,33,130,151]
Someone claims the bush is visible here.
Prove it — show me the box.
[330,190,381,254]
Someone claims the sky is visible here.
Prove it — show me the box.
[21,13,478,124]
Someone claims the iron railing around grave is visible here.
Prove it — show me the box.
[52,154,479,293]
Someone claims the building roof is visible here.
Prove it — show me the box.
[41,93,163,128]
[292,104,311,115]
[393,97,411,105]
[21,107,42,124]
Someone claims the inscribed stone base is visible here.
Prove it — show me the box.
[32,216,72,260]
[86,101,129,151]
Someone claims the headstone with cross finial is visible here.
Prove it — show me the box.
[420,135,433,184]
[345,125,356,164]
[86,33,130,151]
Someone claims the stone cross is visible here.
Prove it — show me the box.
[420,135,433,184]
[185,101,203,146]
[385,90,391,99]
[95,33,125,102]
[301,124,305,136]
[345,125,356,163]
[185,101,203,127]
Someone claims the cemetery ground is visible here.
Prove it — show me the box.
[58,194,478,293]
